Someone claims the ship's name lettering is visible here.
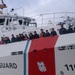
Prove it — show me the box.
[0,63,17,69]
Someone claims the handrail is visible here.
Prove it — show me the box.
[32,12,75,26]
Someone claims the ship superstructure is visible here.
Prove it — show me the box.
[0,1,75,75]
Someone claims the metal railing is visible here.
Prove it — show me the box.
[31,12,75,27]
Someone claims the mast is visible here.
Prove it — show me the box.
[1,0,4,4]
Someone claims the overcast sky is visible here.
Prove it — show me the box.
[2,0,75,17]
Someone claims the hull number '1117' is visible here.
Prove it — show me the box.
[65,64,75,71]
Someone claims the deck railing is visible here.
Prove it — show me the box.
[31,12,75,27]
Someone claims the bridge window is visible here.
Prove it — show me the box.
[24,21,26,25]
[19,20,22,25]
[6,19,9,25]
[9,18,12,22]
[0,19,5,25]
[13,19,17,21]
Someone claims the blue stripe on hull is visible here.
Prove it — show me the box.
[24,40,30,75]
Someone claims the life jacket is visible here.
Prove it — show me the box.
[0,41,3,45]
[40,33,43,38]
[24,37,28,40]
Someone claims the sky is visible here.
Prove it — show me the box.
[2,0,75,17]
